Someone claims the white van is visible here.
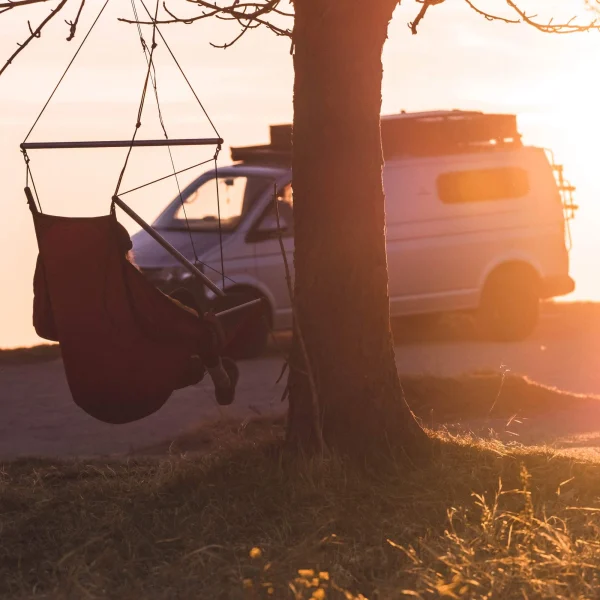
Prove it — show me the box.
[132,110,576,357]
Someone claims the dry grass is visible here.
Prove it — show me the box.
[132,373,597,457]
[402,372,597,422]
[0,344,60,365]
[3,429,600,599]
[133,373,596,458]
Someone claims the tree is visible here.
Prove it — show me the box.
[3,0,598,462]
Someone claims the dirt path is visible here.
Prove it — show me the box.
[3,305,600,458]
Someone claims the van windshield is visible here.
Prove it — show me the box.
[171,175,271,231]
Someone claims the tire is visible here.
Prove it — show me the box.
[478,270,539,342]
[213,289,270,360]
[393,313,441,338]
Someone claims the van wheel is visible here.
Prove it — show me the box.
[393,313,441,338]
[213,290,270,360]
[478,271,539,342]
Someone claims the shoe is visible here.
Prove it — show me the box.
[210,357,239,406]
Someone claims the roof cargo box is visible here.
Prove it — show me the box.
[381,111,520,158]
[230,110,521,164]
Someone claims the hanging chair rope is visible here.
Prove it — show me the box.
[113,0,161,198]
[119,157,214,196]
[135,0,226,285]
[22,0,112,146]
[22,152,42,212]
[137,0,220,140]
[20,0,242,301]
[213,150,226,289]
[129,0,201,265]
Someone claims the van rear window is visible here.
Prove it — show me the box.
[437,167,529,204]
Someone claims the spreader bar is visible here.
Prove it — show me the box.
[21,138,223,150]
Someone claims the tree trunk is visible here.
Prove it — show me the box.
[286,0,432,461]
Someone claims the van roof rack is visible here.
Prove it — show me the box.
[230,110,522,165]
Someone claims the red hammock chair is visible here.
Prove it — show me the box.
[30,202,253,424]
[20,0,266,425]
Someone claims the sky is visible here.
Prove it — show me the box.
[1,0,599,348]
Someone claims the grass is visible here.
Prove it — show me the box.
[401,372,596,422]
[2,302,600,597]
[3,428,600,599]
[0,344,60,365]
[132,372,597,457]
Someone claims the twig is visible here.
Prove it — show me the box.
[272,184,324,452]
[66,0,85,41]
[504,0,600,33]
[412,0,600,34]
[464,0,519,24]
[119,0,292,42]
[0,0,68,78]
[409,0,444,34]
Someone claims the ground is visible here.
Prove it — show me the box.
[2,302,600,458]
[4,304,600,599]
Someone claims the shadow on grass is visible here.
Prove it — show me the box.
[2,429,600,598]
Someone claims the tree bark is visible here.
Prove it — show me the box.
[286,0,432,461]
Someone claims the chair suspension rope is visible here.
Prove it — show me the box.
[23,0,112,145]
[213,147,226,289]
[22,151,42,212]
[129,0,202,264]
[20,0,245,307]
[113,0,160,199]
[137,0,220,140]
[119,157,214,196]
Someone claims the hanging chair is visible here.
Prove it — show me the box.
[30,201,226,424]
[20,0,268,424]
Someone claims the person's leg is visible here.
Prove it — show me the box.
[168,287,238,404]
[169,287,198,312]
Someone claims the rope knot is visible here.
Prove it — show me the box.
[151,42,157,49]
[136,121,141,129]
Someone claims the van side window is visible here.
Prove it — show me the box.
[256,184,294,236]
[437,168,529,204]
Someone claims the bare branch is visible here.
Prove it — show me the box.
[504,0,600,33]
[0,0,69,78]
[211,17,259,49]
[119,0,292,41]
[65,0,85,41]
[409,0,445,35]
[463,0,519,24]
[461,0,600,33]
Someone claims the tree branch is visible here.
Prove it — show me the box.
[409,0,445,35]
[411,0,600,35]
[504,0,600,33]
[65,0,85,41]
[0,0,69,78]
[119,0,292,41]
[463,0,519,24]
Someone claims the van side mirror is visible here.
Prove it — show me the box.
[246,202,293,243]
[246,227,286,243]
[247,214,289,243]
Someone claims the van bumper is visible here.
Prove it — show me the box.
[540,275,575,299]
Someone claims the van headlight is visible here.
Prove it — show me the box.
[156,265,194,284]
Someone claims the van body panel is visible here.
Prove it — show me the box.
[134,139,573,333]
